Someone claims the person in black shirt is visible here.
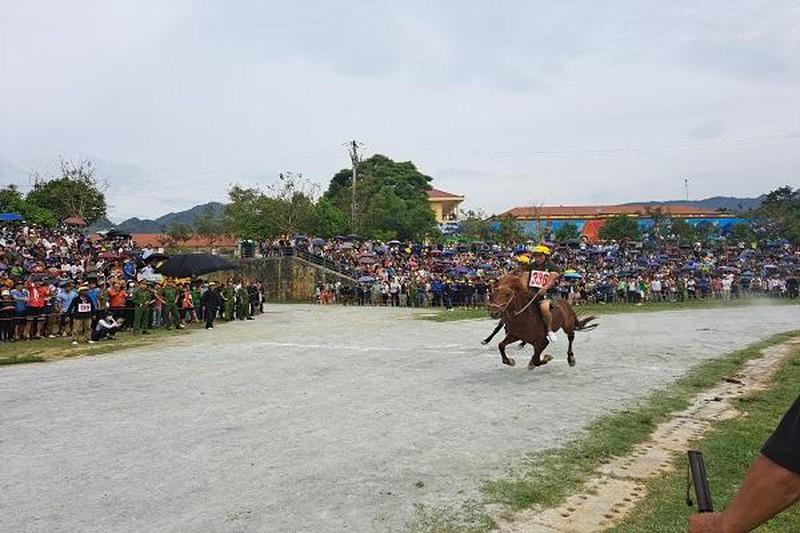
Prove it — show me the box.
[689,395,800,532]
[201,282,223,330]
[524,245,562,343]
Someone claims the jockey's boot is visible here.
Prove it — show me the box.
[547,330,558,343]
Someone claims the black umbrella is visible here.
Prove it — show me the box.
[156,253,236,278]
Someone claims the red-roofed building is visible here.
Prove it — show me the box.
[427,188,465,222]
[500,203,744,243]
[132,233,238,253]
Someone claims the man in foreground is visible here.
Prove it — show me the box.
[689,395,800,532]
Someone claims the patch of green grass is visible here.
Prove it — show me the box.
[609,344,800,533]
[0,353,45,365]
[0,322,211,365]
[419,298,799,322]
[483,331,799,511]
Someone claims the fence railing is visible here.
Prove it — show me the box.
[259,246,358,281]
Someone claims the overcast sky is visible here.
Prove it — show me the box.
[1,1,798,221]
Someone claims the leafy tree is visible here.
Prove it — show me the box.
[224,185,272,240]
[644,206,671,241]
[728,222,755,244]
[458,210,491,241]
[25,159,107,223]
[494,214,525,244]
[313,197,347,237]
[324,154,436,239]
[670,218,698,244]
[599,215,641,242]
[0,184,58,227]
[748,186,800,243]
[160,221,194,250]
[193,206,227,247]
[554,222,580,242]
[225,173,320,240]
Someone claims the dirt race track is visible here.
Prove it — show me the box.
[2,303,798,532]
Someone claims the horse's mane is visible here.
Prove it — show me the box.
[496,272,529,296]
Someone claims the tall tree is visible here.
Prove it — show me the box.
[458,210,491,241]
[193,206,227,247]
[25,159,107,223]
[160,221,194,251]
[599,215,641,242]
[554,222,580,242]
[0,184,58,226]
[494,214,525,244]
[748,186,800,243]
[324,154,436,240]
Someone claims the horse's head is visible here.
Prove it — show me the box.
[488,284,515,318]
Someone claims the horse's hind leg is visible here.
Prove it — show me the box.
[498,334,518,367]
[567,331,576,367]
[528,338,553,369]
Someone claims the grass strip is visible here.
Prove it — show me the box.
[419,298,799,322]
[608,344,800,532]
[409,330,799,532]
[0,322,210,365]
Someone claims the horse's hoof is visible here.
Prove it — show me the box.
[568,356,576,367]
[502,358,516,367]
[542,354,553,364]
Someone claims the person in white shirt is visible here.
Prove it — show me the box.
[91,313,123,341]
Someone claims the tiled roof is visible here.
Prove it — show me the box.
[427,188,464,200]
[504,204,719,218]
[131,233,238,248]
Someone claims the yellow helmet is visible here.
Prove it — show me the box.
[532,245,551,255]
[516,254,531,264]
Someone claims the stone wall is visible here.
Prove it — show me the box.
[211,257,355,302]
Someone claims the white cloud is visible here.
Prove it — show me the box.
[1,0,797,219]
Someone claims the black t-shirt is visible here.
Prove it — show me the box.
[762,395,800,475]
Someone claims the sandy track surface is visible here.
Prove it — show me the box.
[1,303,798,532]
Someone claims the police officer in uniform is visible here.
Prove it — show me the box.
[132,280,153,334]
[159,280,179,330]
[222,280,235,321]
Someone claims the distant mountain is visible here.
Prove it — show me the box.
[105,202,226,233]
[154,202,225,228]
[622,195,765,213]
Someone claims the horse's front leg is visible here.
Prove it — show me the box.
[498,334,518,366]
[528,338,553,369]
[482,319,505,345]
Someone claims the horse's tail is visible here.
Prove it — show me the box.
[575,314,598,332]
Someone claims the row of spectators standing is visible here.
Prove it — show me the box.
[267,235,799,308]
[1,221,265,344]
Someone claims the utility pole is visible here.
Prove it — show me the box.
[346,140,363,227]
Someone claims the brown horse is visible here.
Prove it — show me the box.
[487,273,597,368]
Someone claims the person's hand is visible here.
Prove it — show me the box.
[688,512,725,532]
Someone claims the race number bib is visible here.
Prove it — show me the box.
[528,270,550,289]
[77,303,91,313]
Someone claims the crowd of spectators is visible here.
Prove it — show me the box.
[0,222,263,344]
[262,234,800,308]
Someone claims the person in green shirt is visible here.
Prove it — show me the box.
[237,282,250,320]
[159,280,179,330]
[132,280,154,334]
[222,280,235,321]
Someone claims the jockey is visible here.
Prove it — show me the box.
[524,245,561,343]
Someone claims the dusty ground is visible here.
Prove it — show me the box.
[1,303,798,533]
